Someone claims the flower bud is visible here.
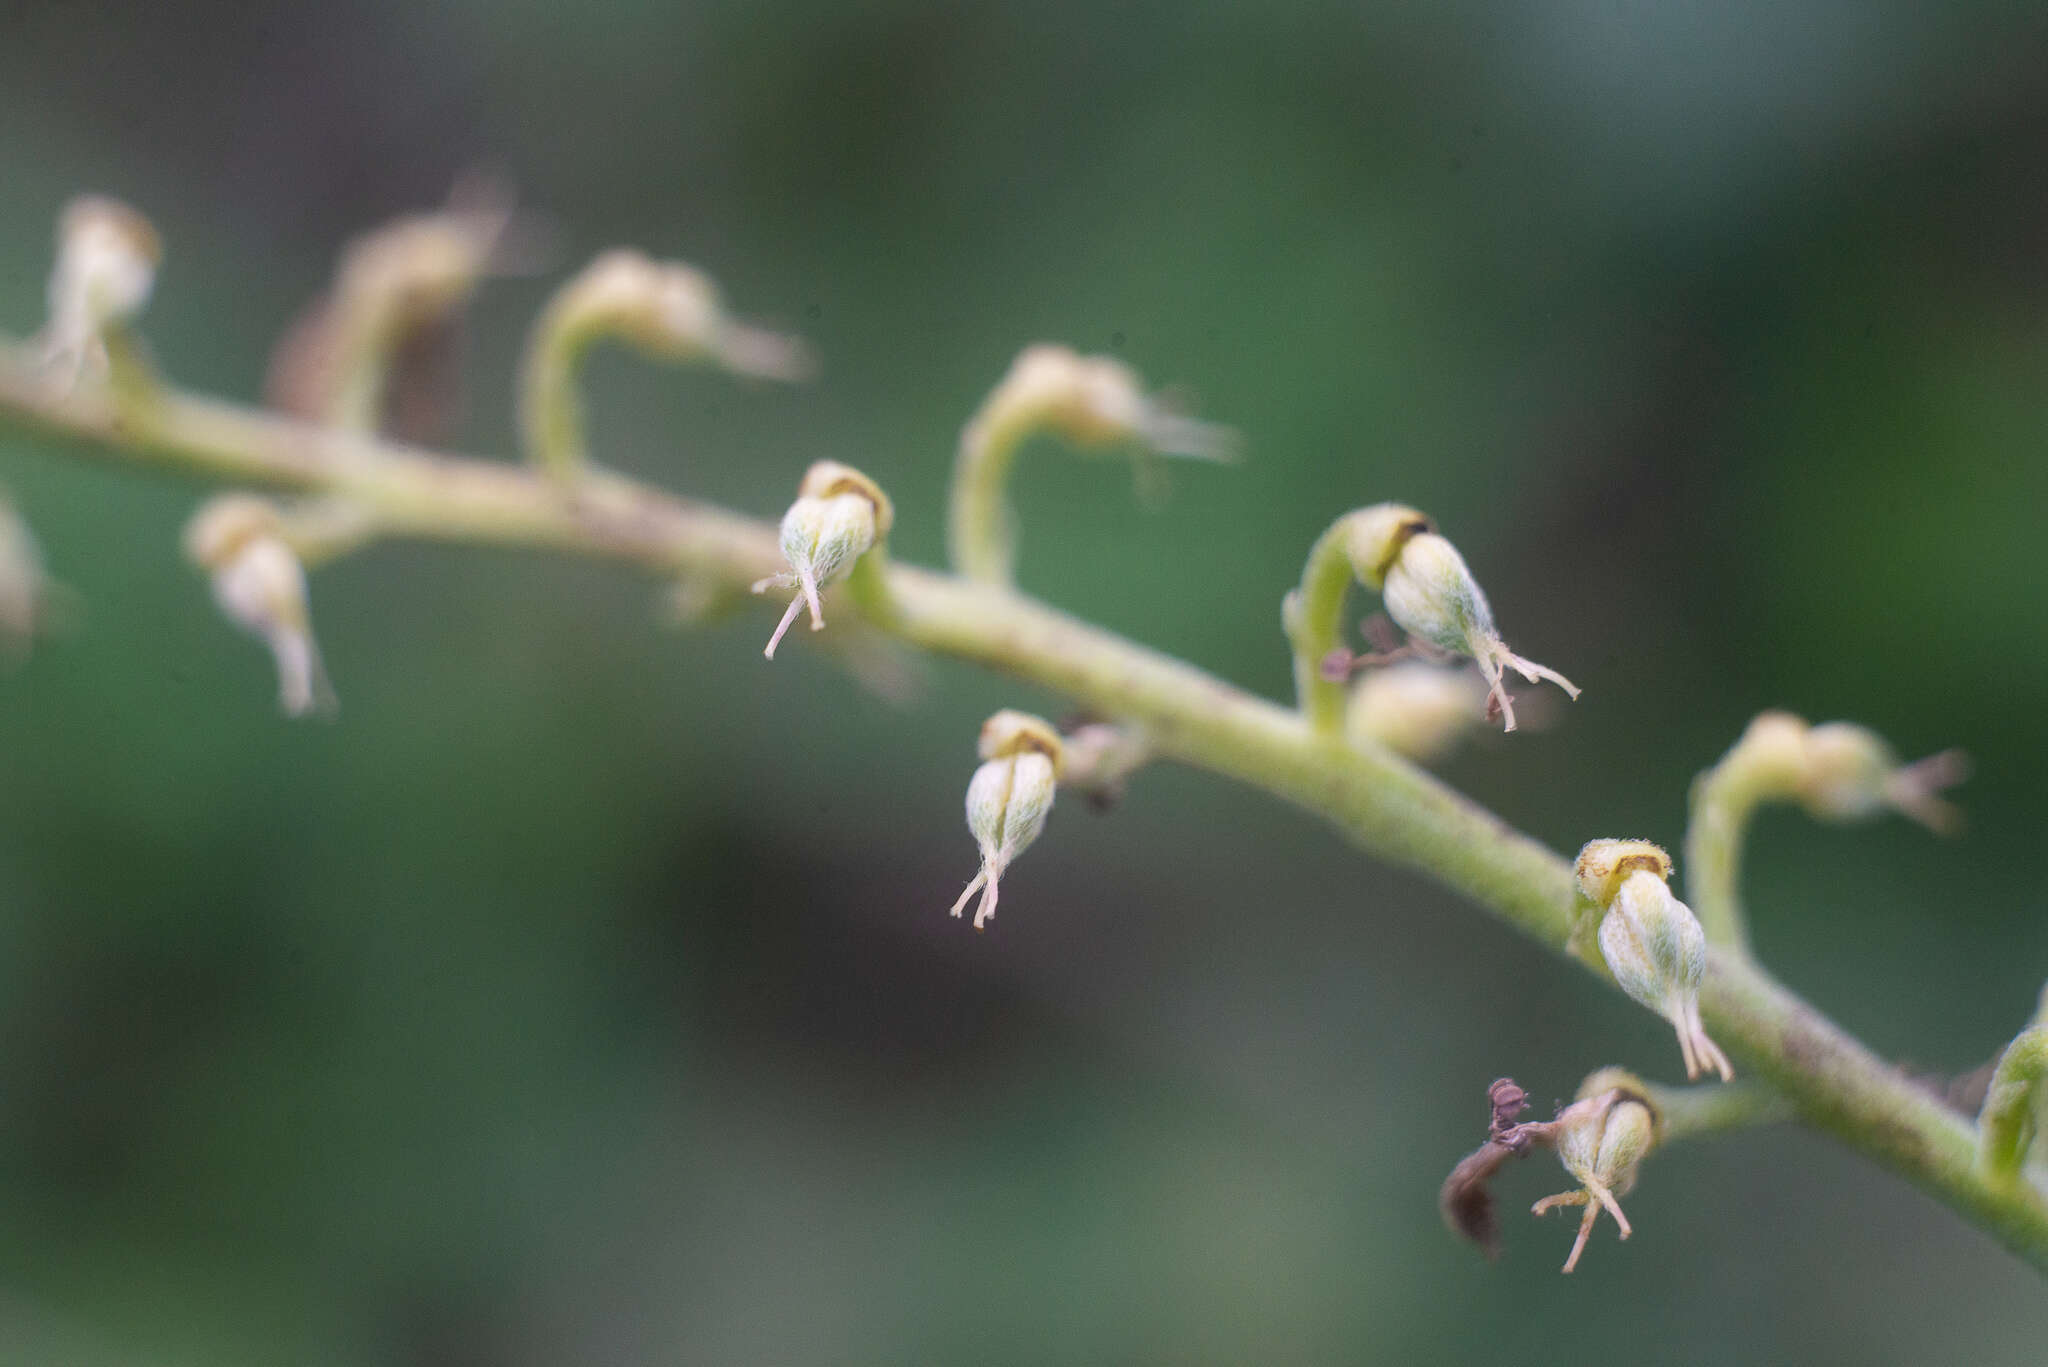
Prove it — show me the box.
[1576,838,1731,1082]
[950,710,1064,931]
[42,196,161,387]
[1346,660,1487,762]
[552,249,813,379]
[1799,721,1966,835]
[1341,503,1435,591]
[751,462,893,659]
[966,344,1237,464]
[1370,521,1577,733]
[1532,1083,1661,1273]
[184,496,335,717]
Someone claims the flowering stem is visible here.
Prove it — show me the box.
[946,405,1031,584]
[1684,721,1810,957]
[1644,1078,1791,1144]
[518,297,599,481]
[2,336,2046,1273]
[1286,512,1358,734]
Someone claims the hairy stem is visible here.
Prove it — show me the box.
[1285,512,1358,734]
[2,337,2045,1272]
[1684,748,1773,955]
[518,298,596,480]
[1646,1078,1792,1144]
[946,401,1031,584]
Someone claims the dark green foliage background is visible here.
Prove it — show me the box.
[1,2,2045,1361]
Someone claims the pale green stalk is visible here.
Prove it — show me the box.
[1982,1026,2048,1186]
[2,336,2045,1271]
[519,296,600,480]
[1284,514,1357,734]
[1686,759,1767,955]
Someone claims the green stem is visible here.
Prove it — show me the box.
[1684,752,1776,955]
[518,299,596,481]
[1286,512,1359,734]
[2,337,2045,1273]
[1646,1078,1792,1144]
[1981,1027,2048,1186]
[946,406,1030,584]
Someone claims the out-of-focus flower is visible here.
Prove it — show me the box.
[184,496,334,717]
[42,195,161,388]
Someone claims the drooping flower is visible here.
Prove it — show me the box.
[1576,839,1731,1082]
[751,462,892,659]
[1797,720,1968,835]
[964,344,1239,468]
[42,195,161,387]
[1344,504,1577,732]
[183,496,335,717]
[950,710,1064,931]
[1531,1084,1661,1273]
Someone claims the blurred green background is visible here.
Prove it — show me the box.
[2,1,2047,1361]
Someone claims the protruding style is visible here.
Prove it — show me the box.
[751,462,892,659]
[184,495,335,717]
[950,710,1064,931]
[1576,839,1732,1082]
[520,248,813,480]
[41,195,161,391]
[1288,503,1575,734]
[948,344,1236,583]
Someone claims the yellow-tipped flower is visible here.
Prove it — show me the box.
[1576,839,1731,1082]
[42,195,161,386]
[951,711,1064,931]
[752,462,892,659]
[1345,504,1577,732]
[184,496,334,717]
[1532,1082,1660,1273]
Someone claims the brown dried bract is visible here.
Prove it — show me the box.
[1440,1077,1563,1258]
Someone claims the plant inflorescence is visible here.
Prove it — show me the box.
[0,191,2039,1277]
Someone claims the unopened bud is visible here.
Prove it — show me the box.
[1576,838,1731,1082]
[184,496,334,717]
[950,710,1064,931]
[1532,1083,1660,1273]
[950,345,1236,582]
[751,462,892,658]
[555,249,812,379]
[1346,509,1576,733]
[42,196,161,386]
[968,344,1237,463]
[1346,660,1487,762]
[1800,721,1967,835]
